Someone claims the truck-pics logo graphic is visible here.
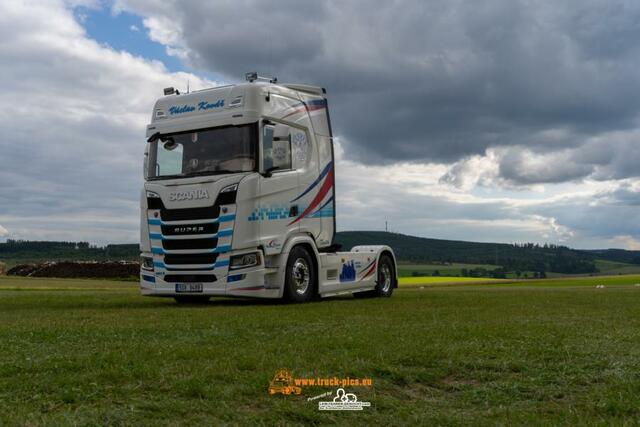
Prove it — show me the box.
[268,369,302,395]
[268,369,373,397]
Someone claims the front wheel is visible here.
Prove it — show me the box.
[284,246,316,303]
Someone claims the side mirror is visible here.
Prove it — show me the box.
[143,145,149,180]
[262,123,292,176]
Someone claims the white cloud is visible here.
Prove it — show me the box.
[0,1,215,244]
[0,0,637,251]
[610,235,640,251]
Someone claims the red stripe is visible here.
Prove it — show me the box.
[288,167,334,225]
[282,106,307,119]
[361,261,377,280]
[282,103,326,119]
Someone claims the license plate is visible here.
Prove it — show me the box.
[175,283,203,293]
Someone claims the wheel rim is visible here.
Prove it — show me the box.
[380,263,392,293]
[292,258,310,295]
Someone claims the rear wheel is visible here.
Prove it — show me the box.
[173,296,210,304]
[354,254,395,298]
[284,246,316,303]
[376,254,395,297]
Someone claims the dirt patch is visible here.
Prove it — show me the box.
[7,261,139,279]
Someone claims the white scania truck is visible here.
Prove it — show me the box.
[140,74,397,303]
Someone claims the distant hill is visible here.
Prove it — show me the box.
[335,231,640,275]
[583,249,640,265]
[0,240,138,267]
[1,233,639,275]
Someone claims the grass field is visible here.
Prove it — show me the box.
[1,275,640,425]
[397,262,499,277]
[595,259,640,275]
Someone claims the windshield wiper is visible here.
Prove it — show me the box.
[186,170,247,177]
[149,170,248,180]
[148,173,186,180]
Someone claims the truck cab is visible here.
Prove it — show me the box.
[140,76,397,302]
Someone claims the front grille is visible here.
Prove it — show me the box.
[164,274,217,283]
[161,222,219,236]
[162,238,218,250]
[148,192,234,272]
[161,205,221,221]
[164,253,218,265]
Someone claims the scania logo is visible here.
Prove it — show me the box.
[173,226,205,234]
[169,189,209,201]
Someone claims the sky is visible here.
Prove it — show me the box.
[0,0,638,249]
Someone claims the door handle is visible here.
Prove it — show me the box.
[289,205,299,217]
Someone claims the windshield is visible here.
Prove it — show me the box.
[147,123,257,180]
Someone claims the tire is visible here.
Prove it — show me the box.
[354,254,395,298]
[173,296,210,304]
[284,245,316,303]
[375,254,395,297]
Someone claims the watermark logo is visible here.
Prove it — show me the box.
[318,388,371,411]
[267,369,373,410]
[268,369,302,396]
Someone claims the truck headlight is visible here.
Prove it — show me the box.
[229,252,261,270]
[141,256,154,271]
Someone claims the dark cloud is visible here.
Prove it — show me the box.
[0,1,637,248]
[120,0,640,183]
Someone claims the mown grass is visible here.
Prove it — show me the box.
[595,259,640,275]
[399,276,504,286]
[1,275,640,425]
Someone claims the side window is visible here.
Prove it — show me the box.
[291,129,310,169]
[263,124,292,172]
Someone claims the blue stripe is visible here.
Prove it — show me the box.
[142,274,156,283]
[214,245,231,254]
[149,233,162,240]
[313,196,333,215]
[291,162,333,202]
[218,229,233,237]
[219,214,236,222]
[152,260,228,270]
[307,99,327,107]
[227,273,243,282]
[147,214,235,226]
[151,245,230,255]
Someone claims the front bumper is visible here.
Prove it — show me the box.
[139,251,282,299]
